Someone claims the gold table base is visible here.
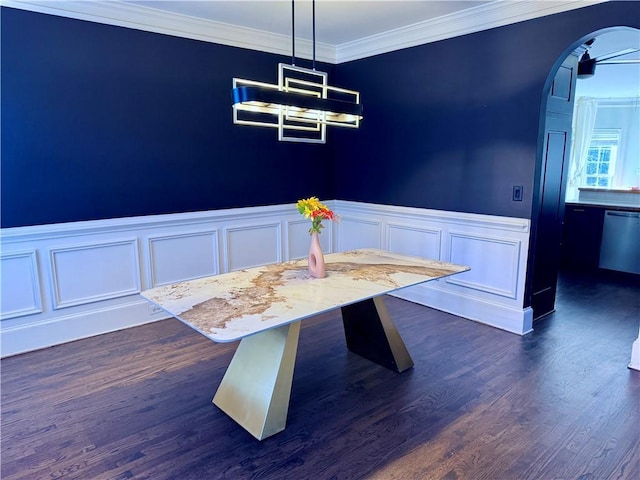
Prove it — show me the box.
[212,296,412,440]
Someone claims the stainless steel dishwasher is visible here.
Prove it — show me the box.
[599,210,640,275]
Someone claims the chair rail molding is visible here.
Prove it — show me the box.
[1,201,534,357]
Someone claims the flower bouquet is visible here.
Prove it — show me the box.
[296,197,338,278]
[296,196,338,235]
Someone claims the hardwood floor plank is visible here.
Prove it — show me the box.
[2,269,638,479]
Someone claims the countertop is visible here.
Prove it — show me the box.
[566,202,640,213]
[578,188,640,194]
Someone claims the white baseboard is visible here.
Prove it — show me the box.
[1,297,169,357]
[630,336,640,371]
[391,283,533,335]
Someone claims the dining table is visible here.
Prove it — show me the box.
[141,248,469,440]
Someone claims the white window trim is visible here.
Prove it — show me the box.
[583,128,622,189]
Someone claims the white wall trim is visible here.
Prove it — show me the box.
[334,200,530,232]
[630,332,640,371]
[146,229,220,288]
[336,215,383,251]
[0,203,314,356]
[392,285,533,336]
[0,297,160,357]
[48,238,141,309]
[333,200,532,335]
[5,201,634,366]
[0,250,43,319]
[2,0,607,64]
[446,231,522,299]
[0,204,295,241]
[2,200,533,356]
[222,222,283,272]
[386,222,443,260]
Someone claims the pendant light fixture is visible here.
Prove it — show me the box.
[231,0,363,144]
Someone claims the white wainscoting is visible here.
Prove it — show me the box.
[630,330,640,371]
[0,250,43,320]
[49,239,141,309]
[0,204,334,357]
[333,201,533,335]
[1,201,532,357]
[146,230,219,287]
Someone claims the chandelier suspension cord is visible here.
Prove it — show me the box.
[291,0,295,65]
[312,0,316,70]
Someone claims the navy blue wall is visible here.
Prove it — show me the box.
[333,1,640,218]
[1,7,337,228]
[2,4,639,228]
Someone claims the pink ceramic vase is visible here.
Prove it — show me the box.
[308,232,326,278]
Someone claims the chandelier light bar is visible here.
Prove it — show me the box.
[231,1,363,143]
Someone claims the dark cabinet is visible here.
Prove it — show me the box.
[561,205,605,271]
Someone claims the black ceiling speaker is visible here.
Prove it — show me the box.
[577,51,596,78]
[577,38,640,79]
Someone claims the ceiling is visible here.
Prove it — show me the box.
[4,0,638,96]
[123,0,491,46]
[122,0,638,97]
[5,0,612,63]
[575,28,640,98]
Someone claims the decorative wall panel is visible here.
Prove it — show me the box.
[49,239,141,309]
[148,230,218,287]
[337,217,382,251]
[224,223,282,272]
[387,223,441,260]
[446,232,521,299]
[0,251,42,320]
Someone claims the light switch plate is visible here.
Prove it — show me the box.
[513,185,523,201]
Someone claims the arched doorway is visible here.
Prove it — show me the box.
[529,26,640,367]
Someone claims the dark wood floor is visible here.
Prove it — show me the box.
[2,269,639,480]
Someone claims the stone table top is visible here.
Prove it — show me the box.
[141,249,469,342]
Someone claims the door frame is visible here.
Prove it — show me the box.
[527,26,640,316]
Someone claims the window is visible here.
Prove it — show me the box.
[583,130,620,188]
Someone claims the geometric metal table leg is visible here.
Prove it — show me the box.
[212,321,301,440]
[341,296,414,373]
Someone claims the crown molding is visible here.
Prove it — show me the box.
[1,0,336,62]
[2,0,608,64]
[336,0,609,63]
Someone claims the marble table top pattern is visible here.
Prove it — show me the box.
[141,249,469,342]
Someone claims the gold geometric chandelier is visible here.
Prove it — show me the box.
[231,0,363,144]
